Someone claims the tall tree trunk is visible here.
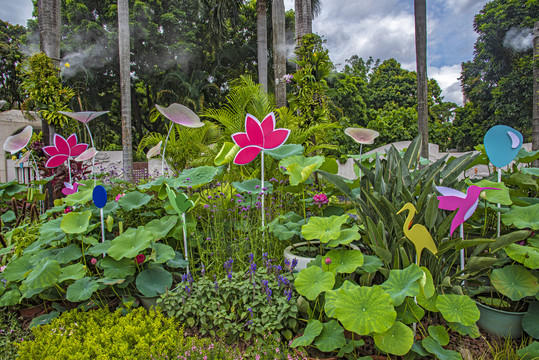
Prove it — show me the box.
[414,0,429,161]
[273,0,286,108]
[533,21,539,167]
[257,0,268,92]
[294,0,312,48]
[118,0,133,182]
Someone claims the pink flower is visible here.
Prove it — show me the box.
[135,254,146,264]
[325,257,332,265]
[115,193,125,202]
[42,133,88,168]
[231,113,290,165]
[90,258,97,265]
[313,193,328,207]
[63,206,72,214]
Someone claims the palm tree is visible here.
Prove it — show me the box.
[118,0,133,182]
[414,0,429,161]
[257,0,268,91]
[272,0,286,108]
[533,21,538,167]
[294,0,322,47]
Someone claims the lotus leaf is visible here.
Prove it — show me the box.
[490,265,538,301]
[136,268,173,297]
[360,255,383,273]
[436,294,480,326]
[447,321,480,338]
[313,320,346,352]
[118,191,152,211]
[2,256,32,281]
[51,244,82,264]
[419,266,435,299]
[325,249,364,274]
[467,179,511,205]
[22,259,60,290]
[504,244,539,269]
[66,277,100,302]
[175,166,220,188]
[502,203,539,230]
[265,144,304,160]
[108,227,152,260]
[381,264,424,306]
[63,187,93,206]
[396,297,425,324]
[301,215,348,243]
[421,336,462,360]
[151,243,176,263]
[231,179,273,195]
[333,286,396,335]
[136,177,169,191]
[214,142,239,166]
[428,325,449,346]
[99,256,136,278]
[522,302,539,339]
[295,265,335,300]
[516,341,539,360]
[291,319,323,347]
[61,211,92,234]
[166,251,189,268]
[144,215,178,240]
[521,167,539,176]
[373,321,414,356]
[0,290,21,306]
[58,263,86,282]
[326,226,361,247]
[515,148,539,163]
[324,281,357,318]
[279,155,325,186]
[29,311,60,329]
[87,240,112,256]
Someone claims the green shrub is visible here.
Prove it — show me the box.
[17,307,179,359]
[0,307,32,360]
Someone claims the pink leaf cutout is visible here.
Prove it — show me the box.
[234,146,262,165]
[260,113,276,136]
[155,104,204,128]
[245,116,264,147]
[3,125,33,154]
[75,147,98,162]
[46,155,69,168]
[231,133,251,148]
[59,111,109,124]
[344,127,380,144]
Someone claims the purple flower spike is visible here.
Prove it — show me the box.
[155,103,204,128]
[59,111,109,124]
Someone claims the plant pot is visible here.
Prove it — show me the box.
[475,300,525,339]
[139,295,159,310]
[284,241,360,272]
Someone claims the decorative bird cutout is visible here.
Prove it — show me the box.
[483,125,523,168]
[62,182,84,196]
[436,185,499,236]
[397,203,438,266]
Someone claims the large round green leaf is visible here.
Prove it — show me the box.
[175,166,219,188]
[118,191,152,211]
[87,240,112,256]
[136,268,173,297]
[522,302,539,339]
[502,203,539,230]
[291,319,323,347]
[333,286,396,335]
[504,244,539,269]
[61,211,92,234]
[108,227,152,260]
[2,256,33,281]
[447,322,480,338]
[99,256,136,278]
[373,321,414,356]
[66,277,99,302]
[490,265,539,301]
[314,320,346,352]
[144,215,178,241]
[324,281,356,318]
[22,259,60,290]
[516,341,539,360]
[214,141,239,166]
[295,265,335,300]
[63,187,93,206]
[428,325,449,346]
[326,226,362,247]
[436,294,480,326]
[325,249,364,274]
[58,263,86,282]
[265,144,303,160]
[51,244,82,264]
[421,336,462,360]
[469,179,511,205]
[301,215,348,243]
[419,266,435,299]
[279,155,325,186]
[166,251,189,268]
[0,290,21,306]
[396,297,425,324]
[381,264,424,306]
[231,179,273,195]
[151,243,176,263]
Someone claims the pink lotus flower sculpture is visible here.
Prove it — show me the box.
[62,182,84,196]
[3,125,33,154]
[43,134,88,168]
[232,113,290,165]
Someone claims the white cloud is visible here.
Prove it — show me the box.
[0,1,34,26]
[428,64,463,105]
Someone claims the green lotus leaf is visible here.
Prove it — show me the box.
[324,281,357,318]
[166,186,182,215]
[63,187,93,206]
[151,243,176,263]
[176,192,194,213]
[295,265,335,300]
[99,256,136,278]
[29,311,60,329]
[2,256,33,281]
[325,249,364,274]
[1,210,15,223]
[291,319,323,347]
[428,325,449,346]
[509,172,538,191]
[360,255,383,273]
[66,277,99,302]
[231,179,273,195]
[515,148,539,163]
[326,226,361,247]
[175,166,220,188]
[436,294,480,326]
[468,179,511,205]
[51,244,82,264]
[516,340,539,360]
[214,141,239,166]
[266,144,303,160]
[108,227,152,260]
[422,336,462,360]
[447,322,480,338]
[502,203,539,230]
[373,321,414,356]
[288,163,317,186]
[166,251,189,268]
[271,222,301,241]
[504,244,539,269]
[302,215,348,243]
[521,167,539,176]
[144,215,178,240]
[490,265,539,301]
[58,263,86,282]
[60,211,92,234]
[396,297,425,324]
[135,268,173,297]
[333,286,396,335]
[314,320,346,353]
[381,264,424,306]
[522,302,539,339]
[22,259,60,290]
[280,155,325,186]
[39,217,64,240]
[419,266,435,299]
[0,290,21,306]
[87,240,112,256]
[136,176,168,191]
[118,191,152,211]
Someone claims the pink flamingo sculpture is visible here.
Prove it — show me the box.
[436,185,499,270]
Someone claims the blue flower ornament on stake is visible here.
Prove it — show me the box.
[93,185,108,248]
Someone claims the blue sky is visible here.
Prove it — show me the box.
[2,0,489,104]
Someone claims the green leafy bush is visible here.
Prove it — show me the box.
[17,307,179,359]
